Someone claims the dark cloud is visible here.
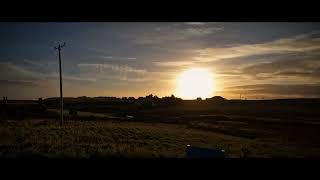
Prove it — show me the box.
[193,31,320,63]
[275,71,313,76]
[240,58,320,80]
[223,84,320,97]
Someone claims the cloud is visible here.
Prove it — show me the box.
[126,57,137,60]
[222,84,320,98]
[77,63,177,84]
[0,62,97,88]
[101,56,137,60]
[0,80,39,87]
[193,31,320,63]
[239,58,320,81]
[64,76,97,82]
[152,31,320,71]
[275,71,313,76]
[153,60,195,67]
[23,59,45,67]
[78,63,146,74]
[0,62,45,81]
[135,24,223,45]
[215,70,243,76]
[182,22,207,26]
[45,73,97,82]
[102,56,113,59]
[1,61,152,90]
[77,63,150,83]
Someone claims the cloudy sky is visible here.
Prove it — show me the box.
[1,22,320,100]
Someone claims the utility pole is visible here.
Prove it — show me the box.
[54,42,66,126]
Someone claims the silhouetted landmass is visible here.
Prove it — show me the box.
[1,95,320,158]
[39,95,320,119]
[1,95,320,122]
[206,96,226,101]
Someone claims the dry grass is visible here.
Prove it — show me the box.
[0,119,319,158]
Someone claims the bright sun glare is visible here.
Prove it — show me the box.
[176,68,215,100]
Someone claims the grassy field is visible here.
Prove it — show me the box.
[1,98,320,158]
[47,109,114,118]
[0,119,319,158]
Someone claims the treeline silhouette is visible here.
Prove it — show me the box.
[44,95,227,113]
[1,94,227,120]
[2,94,320,121]
[45,94,226,105]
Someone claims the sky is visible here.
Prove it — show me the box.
[1,22,320,100]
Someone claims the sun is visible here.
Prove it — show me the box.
[176,68,215,100]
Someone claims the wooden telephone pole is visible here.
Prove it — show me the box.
[54,42,66,125]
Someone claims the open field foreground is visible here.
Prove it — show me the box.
[0,119,319,158]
